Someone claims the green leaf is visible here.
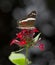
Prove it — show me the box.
[9,52,30,65]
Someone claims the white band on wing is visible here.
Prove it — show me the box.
[17,27,35,29]
[19,18,36,23]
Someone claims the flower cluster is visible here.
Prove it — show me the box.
[10,28,39,47]
[34,43,44,51]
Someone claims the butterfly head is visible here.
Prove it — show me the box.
[28,11,36,18]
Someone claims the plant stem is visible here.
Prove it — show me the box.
[25,45,28,65]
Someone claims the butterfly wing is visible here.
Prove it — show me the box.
[17,11,36,29]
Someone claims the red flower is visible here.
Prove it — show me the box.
[10,39,27,47]
[22,29,29,35]
[10,39,19,45]
[22,29,27,34]
[16,32,23,39]
[19,40,27,47]
[10,28,39,47]
[39,43,44,51]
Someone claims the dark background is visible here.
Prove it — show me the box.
[0,0,55,65]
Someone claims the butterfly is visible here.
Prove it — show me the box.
[17,11,36,29]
